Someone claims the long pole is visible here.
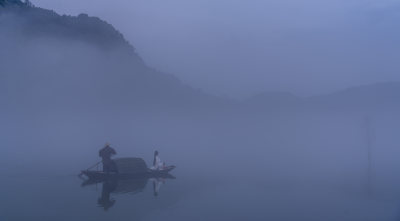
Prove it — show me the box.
[78,161,102,177]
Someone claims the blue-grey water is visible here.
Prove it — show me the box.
[0,159,400,221]
[1,168,400,221]
[2,112,400,220]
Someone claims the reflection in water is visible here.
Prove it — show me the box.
[98,180,117,210]
[151,177,166,197]
[81,175,175,211]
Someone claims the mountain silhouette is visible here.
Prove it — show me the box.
[0,1,224,114]
[1,1,399,114]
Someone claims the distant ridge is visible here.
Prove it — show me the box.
[246,82,400,111]
[0,0,30,7]
[309,81,400,108]
[0,2,224,113]
[0,1,141,56]
[1,2,399,113]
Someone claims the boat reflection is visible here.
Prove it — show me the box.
[81,175,176,211]
[151,177,166,197]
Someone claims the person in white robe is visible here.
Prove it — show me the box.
[151,150,165,170]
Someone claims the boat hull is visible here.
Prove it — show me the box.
[81,166,176,181]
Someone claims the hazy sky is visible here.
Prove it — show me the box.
[31,0,400,97]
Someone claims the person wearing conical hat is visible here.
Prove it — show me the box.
[99,142,117,172]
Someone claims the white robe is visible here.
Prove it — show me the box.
[152,156,164,170]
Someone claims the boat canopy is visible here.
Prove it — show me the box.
[113,157,148,174]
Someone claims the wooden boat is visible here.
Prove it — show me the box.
[81,166,176,180]
[80,157,175,181]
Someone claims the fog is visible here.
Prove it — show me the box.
[32,0,400,97]
[2,1,400,221]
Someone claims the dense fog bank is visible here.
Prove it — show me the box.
[2,3,400,206]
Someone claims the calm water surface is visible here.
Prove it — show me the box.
[1,169,400,221]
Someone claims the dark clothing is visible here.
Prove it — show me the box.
[99,146,117,172]
[99,146,116,160]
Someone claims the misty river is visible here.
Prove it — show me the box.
[3,1,400,220]
[2,111,400,221]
